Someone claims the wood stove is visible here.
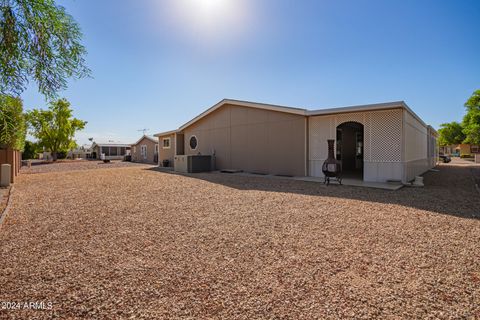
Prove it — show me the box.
[322,139,342,185]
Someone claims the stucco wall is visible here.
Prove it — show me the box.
[309,108,404,182]
[182,104,307,176]
[427,127,438,168]
[158,134,176,166]
[403,110,431,181]
[131,137,158,164]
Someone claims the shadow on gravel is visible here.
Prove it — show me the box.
[147,164,480,220]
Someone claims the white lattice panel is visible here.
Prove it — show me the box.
[334,112,366,128]
[309,109,403,166]
[369,109,402,162]
[333,112,370,161]
[309,112,369,162]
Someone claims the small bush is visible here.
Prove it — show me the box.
[460,154,472,158]
[22,141,40,159]
[56,151,67,159]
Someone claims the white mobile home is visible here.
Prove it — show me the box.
[91,141,131,161]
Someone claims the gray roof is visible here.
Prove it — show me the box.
[155,98,431,135]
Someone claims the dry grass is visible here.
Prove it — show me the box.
[0,161,479,319]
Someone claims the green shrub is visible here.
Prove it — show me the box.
[460,154,473,158]
[22,140,40,159]
[0,95,26,150]
[56,151,67,159]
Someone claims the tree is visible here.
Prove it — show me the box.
[0,0,90,98]
[438,121,465,146]
[0,94,26,150]
[22,140,40,159]
[26,98,86,160]
[462,90,480,145]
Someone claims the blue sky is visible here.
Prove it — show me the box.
[21,0,480,145]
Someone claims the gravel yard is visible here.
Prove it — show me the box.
[0,187,10,217]
[21,159,153,174]
[0,161,479,319]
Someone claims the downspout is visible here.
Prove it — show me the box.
[401,108,407,183]
[305,116,309,177]
[174,133,177,156]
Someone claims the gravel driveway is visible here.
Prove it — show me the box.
[0,161,479,319]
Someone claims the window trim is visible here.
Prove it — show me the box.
[162,137,171,149]
[189,135,198,150]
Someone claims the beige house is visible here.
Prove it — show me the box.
[155,99,438,183]
[131,135,159,164]
[155,130,177,167]
[439,144,479,156]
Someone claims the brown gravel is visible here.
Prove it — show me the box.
[21,160,153,175]
[0,161,479,319]
[0,186,10,218]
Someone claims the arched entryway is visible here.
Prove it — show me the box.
[336,121,364,179]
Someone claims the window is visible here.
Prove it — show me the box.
[133,146,136,154]
[141,145,147,159]
[471,145,479,153]
[162,138,171,149]
[110,147,118,156]
[101,146,110,156]
[119,147,126,156]
[189,135,198,150]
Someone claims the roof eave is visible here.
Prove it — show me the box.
[154,130,179,137]
[306,101,406,116]
[132,135,158,145]
[307,101,429,128]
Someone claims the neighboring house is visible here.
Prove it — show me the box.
[155,99,438,183]
[154,130,178,167]
[131,135,159,164]
[67,144,92,159]
[91,141,131,160]
[38,151,52,160]
[439,144,479,156]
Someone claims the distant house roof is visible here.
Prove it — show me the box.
[71,144,92,152]
[154,130,179,137]
[132,135,158,145]
[91,141,131,148]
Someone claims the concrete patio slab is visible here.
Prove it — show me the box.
[292,176,404,190]
[214,171,404,190]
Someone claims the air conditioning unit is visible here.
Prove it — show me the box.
[174,155,188,173]
[174,155,211,173]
